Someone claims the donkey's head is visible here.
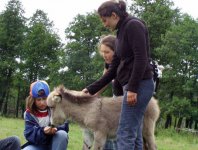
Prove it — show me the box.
[47,90,66,126]
[47,85,96,126]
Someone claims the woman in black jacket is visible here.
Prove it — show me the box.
[83,1,154,150]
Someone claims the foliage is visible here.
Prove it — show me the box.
[157,15,198,96]
[63,12,110,90]
[0,0,63,116]
[0,0,26,115]
[22,10,62,81]
[156,15,198,127]
[129,0,180,59]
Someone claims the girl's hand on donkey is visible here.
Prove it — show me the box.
[44,126,57,135]
[82,88,91,95]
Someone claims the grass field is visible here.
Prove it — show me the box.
[0,116,198,150]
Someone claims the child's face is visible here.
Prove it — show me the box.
[35,97,48,110]
[100,44,114,64]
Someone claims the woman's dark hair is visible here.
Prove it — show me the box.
[98,35,116,53]
[97,0,127,18]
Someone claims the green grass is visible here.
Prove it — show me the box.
[155,128,198,150]
[0,116,83,149]
[0,116,198,150]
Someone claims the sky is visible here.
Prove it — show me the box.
[0,0,198,42]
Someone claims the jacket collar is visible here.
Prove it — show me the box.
[116,15,134,34]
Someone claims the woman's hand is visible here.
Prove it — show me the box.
[82,88,91,95]
[127,91,137,106]
[44,126,57,135]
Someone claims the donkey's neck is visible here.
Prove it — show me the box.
[63,101,93,127]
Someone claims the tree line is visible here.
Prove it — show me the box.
[0,0,198,131]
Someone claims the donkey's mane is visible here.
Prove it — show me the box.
[56,85,95,104]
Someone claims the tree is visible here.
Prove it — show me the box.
[64,12,110,90]
[12,9,63,117]
[22,10,62,83]
[0,0,26,115]
[156,15,198,129]
[129,0,180,59]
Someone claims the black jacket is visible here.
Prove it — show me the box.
[87,15,153,94]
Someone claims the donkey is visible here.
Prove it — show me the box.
[47,85,160,150]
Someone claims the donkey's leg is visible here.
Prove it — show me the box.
[143,98,160,150]
[93,131,107,150]
[143,137,149,150]
[82,128,94,150]
[143,118,157,150]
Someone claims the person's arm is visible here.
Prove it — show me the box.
[125,20,149,106]
[126,19,148,93]
[85,53,120,95]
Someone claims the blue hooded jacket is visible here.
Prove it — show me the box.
[23,109,69,146]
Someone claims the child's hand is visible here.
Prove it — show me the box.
[44,126,57,135]
[50,127,57,134]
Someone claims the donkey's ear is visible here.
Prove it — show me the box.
[52,93,62,103]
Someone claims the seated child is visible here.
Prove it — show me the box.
[22,80,69,150]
